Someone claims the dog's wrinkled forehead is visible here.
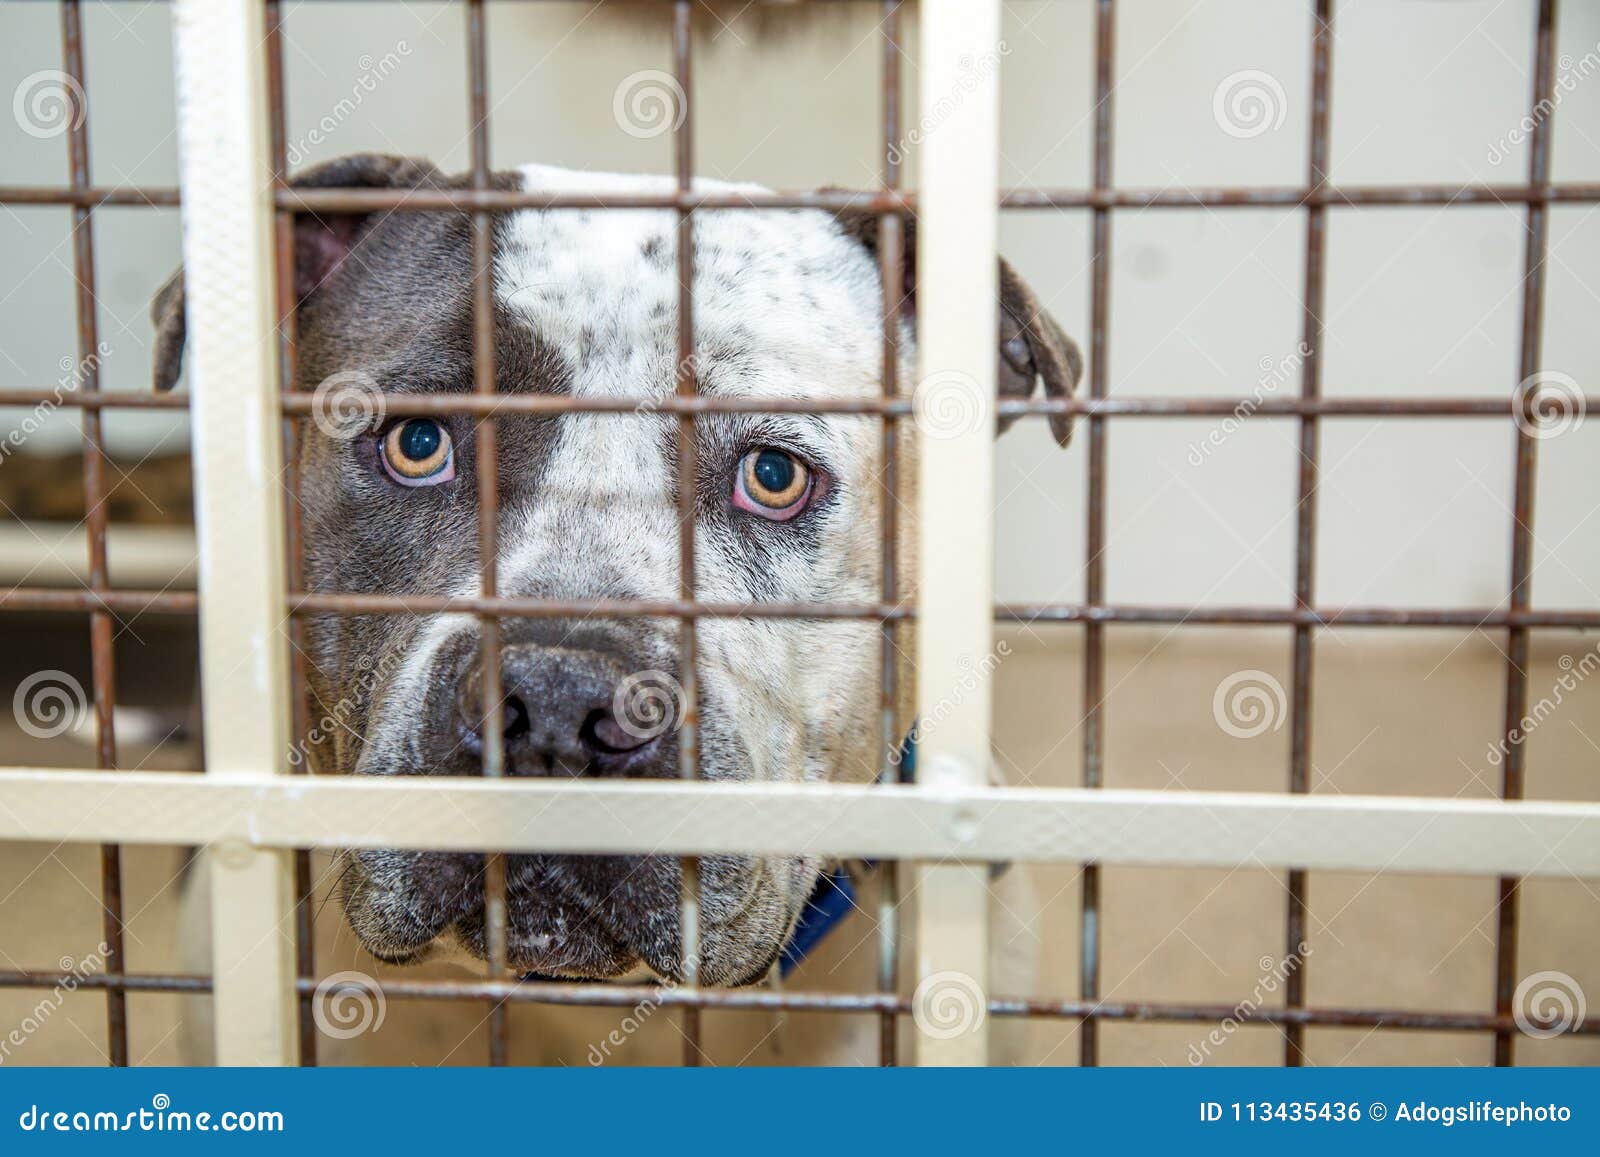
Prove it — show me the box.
[501,164,889,403]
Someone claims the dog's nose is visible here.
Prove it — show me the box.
[454,645,659,775]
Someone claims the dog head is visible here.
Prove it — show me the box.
[152,153,1079,985]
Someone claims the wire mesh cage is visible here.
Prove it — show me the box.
[0,0,1597,1069]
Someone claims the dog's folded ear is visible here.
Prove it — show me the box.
[149,267,188,395]
[833,207,1083,447]
[150,153,442,392]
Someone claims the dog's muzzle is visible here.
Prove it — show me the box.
[339,633,803,985]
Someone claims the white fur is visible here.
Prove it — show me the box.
[370,164,908,796]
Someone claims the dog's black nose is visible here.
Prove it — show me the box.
[455,646,661,776]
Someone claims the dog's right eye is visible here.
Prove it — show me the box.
[734,447,815,521]
[380,419,456,487]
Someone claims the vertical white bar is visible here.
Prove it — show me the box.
[914,0,1002,1066]
[173,0,298,1065]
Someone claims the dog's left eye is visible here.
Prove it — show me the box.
[733,447,813,521]
[380,418,456,487]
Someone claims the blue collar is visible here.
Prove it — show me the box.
[778,731,918,976]
[779,866,860,976]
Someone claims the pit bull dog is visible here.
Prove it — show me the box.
[161,152,1079,1063]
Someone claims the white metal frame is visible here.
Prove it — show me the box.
[913,0,1004,1066]
[171,0,297,1065]
[4,772,1598,877]
[1,0,1597,1066]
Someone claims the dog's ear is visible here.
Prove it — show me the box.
[150,267,188,394]
[834,208,1082,447]
[150,153,442,391]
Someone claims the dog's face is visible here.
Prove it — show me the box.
[153,154,1078,985]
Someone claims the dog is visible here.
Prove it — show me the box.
[159,152,1079,1061]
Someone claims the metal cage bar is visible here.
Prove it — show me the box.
[875,0,906,1070]
[12,180,1600,213]
[2,387,1590,419]
[1494,0,1560,1069]
[16,587,1600,628]
[913,0,1002,1067]
[1,0,1597,1070]
[264,0,321,1068]
[671,0,706,1067]
[462,0,514,1070]
[172,0,298,1065]
[57,0,128,1069]
[1283,0,1334,1069]
[6,962,1600,1038]
[6,771,1600,877]
[1079,0,1114,1070]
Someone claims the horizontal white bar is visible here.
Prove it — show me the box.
[0,770,1596,878]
